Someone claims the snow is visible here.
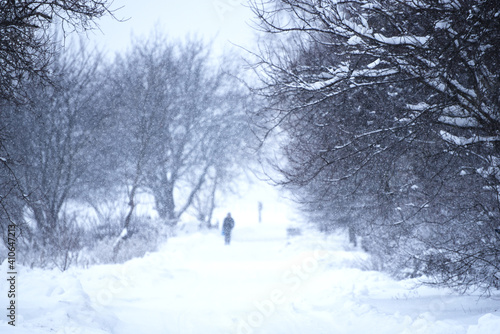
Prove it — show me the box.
[118,228,127,239]
[438,116,479,128]
[112,228,128,248]
[440,130,500,146]
[301,77,339,91]
[407,102,430,111]
[435,20,451,30]
[342,18,428,47]
[373,33,429,46]
[347,35,363,46]
[367,58,380,69]
[1,214,499,333]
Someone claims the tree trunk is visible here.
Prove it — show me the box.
[348,226,357,247]
[113,185,137,260]
[155,182,177,226]
[31,203,58,246]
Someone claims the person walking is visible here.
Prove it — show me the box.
[222,213,235,245]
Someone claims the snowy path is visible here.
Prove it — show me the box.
[1,222,500,333]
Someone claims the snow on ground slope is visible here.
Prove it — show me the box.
[1,221,499,333]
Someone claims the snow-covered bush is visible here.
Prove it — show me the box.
[79,216,169,266]
[16,213,84,271]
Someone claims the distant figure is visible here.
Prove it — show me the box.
[222,213,235,245]
[258,201,263,223]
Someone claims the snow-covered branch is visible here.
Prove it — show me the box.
[440,131,500,146]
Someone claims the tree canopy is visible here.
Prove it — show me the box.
[250,0,500,293]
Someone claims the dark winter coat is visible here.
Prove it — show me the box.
[222,217,235,234]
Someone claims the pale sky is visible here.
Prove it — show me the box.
[87,0,258,55]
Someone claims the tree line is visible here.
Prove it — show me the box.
[249,0,500,294]
[0,1,255,268]
[1,0,499,295]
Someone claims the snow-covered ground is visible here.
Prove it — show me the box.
[1,215,499,333]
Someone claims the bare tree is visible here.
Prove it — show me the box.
[106,33,254,252]
[0,0,114,256]
[0,0,113,102]
[3,42,107,247]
